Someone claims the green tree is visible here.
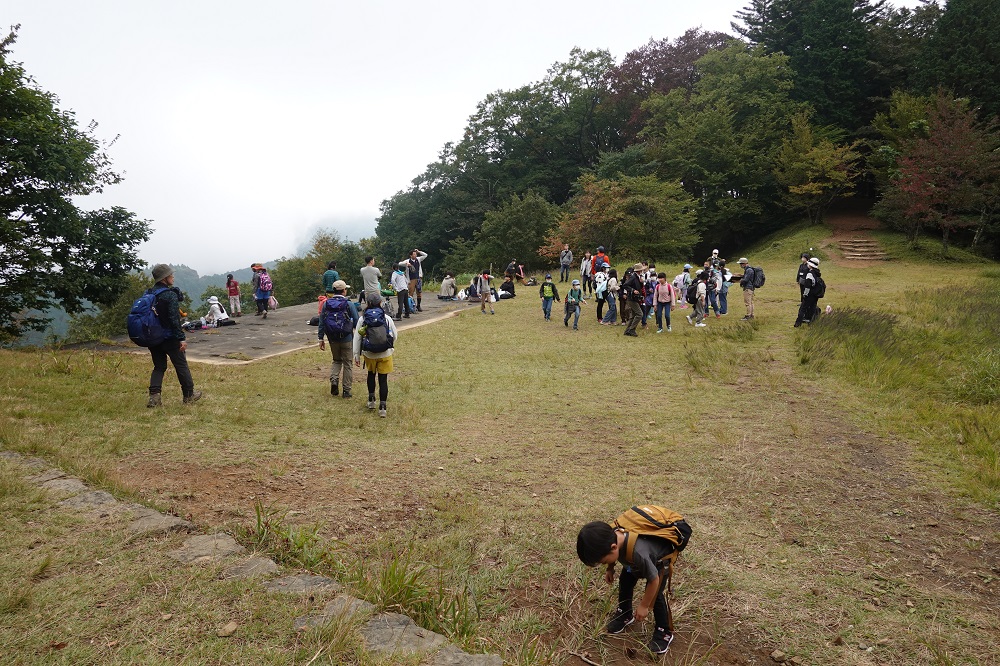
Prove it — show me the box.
[468,191,560,271]
[544,174,698,261]
[734,0,886,129]
[0,28,150,341]
[65,273,151,343]
[773,112,860,223]
[919,0,1000,119]
[641,43,800,248]
[270,230,366,306]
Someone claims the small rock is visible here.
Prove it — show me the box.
[863,603,878,612]
[474,457,482,464]
[790,657,804,666]
[858,642,869,650]
[877,638,890,646]
[771,649,787,662]
[222,556,279,580]
[905,600,914,608]
[437,466,444,470]
[160,614,173,621]
[217,621,238,637]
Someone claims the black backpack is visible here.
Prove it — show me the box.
[814,276,826,299]
[751,266,766,289]
[685,282,699,305]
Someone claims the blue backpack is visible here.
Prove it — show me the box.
[323,297,354,339]
[361,307,394,353]
[127,287,171,347]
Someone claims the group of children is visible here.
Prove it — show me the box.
[535,260,682,334]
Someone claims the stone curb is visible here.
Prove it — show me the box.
[2,448,503,664]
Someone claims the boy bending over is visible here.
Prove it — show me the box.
[577,506,691,655]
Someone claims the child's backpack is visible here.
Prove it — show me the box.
[360,307,394,353]
[685,281,699,305]
[814,276,826,299]
[672,273,686,294]
[542,282,554,298]
[126,287,170,347]
[258,272,273,292]
[751,266,765,289]
[611,505,692,590]
[408,295,417,311]
[322,297,354,339]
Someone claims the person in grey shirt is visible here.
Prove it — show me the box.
[559,244,573,283]
[359,256,382,307]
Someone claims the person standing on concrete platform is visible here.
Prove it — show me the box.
[319,280,359,398]
[359,256,382,308]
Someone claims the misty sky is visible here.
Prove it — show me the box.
[6,1,923,274]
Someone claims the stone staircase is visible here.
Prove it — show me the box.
[839,237,888,261]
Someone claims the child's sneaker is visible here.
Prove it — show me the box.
[367,396,376,410]
[656,328,663,333]
[606,609,634,634]
[667,325,672,331]
[685,315,692,324]
[378,402,387,418]
[695,322,707,327]
[648,629,674,654]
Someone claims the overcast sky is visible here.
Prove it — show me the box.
[7,1,923,275]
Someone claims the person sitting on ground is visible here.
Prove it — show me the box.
[499,274,516,299]
[438,272,457,300]
[577,507,692,656]
[201,296,229,328]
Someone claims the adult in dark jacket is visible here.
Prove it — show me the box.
[622,263,645,337]
[794,258,822,327]
[796,252,811,297]
[147,263,200,407]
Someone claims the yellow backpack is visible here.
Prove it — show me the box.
[611,506,692,592]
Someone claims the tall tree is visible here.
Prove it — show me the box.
[641,43,801,249]
[773,112,860,223]
[0,28,150,340]
[873,94,1000,253]
[542,174,698,261]
[734,0,886,129]
[918,0,1000,119]
[605,29,733,143]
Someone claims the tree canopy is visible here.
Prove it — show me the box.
[1,28,149,341]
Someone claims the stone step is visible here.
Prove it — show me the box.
[843,253,888,260]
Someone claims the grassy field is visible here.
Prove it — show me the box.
[1,223,998,665]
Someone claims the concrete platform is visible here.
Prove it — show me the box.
[92,295,468,365]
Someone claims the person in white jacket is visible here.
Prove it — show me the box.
[354,295,399,418]
[390,262,411,321]
[201,296,229,328]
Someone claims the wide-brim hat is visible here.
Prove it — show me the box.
[207,296,219,305]
[332,279,350,291]
[151,263,173,282]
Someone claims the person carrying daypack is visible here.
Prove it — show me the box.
[794,257,824,327]
[539,274,561,321]
[353,294,399,418]
[736,258,759,321]
[577,505,692,656]
[673,264,692,309]
[319,280,359,398]
[132,264,200,408]
[255,266,273,319]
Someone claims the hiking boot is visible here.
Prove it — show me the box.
[367,396,377,410]
[342,389,352,399]
[564,318,569,327]
[416,306,423,312]
[183,390,202,404]
[606,609,634,634]
[331,382,339,396]
[648,629,674,654]
[146,393,161,408]
[378,402,387,418]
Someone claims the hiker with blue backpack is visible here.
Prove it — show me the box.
[354,294,399,418]
[318,280,359,398]
[128,263,200,408]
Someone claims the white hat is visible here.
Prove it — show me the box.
[808,257,820,268]
[207,296,219,305]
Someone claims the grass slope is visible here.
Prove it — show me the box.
[1,224,998,665]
